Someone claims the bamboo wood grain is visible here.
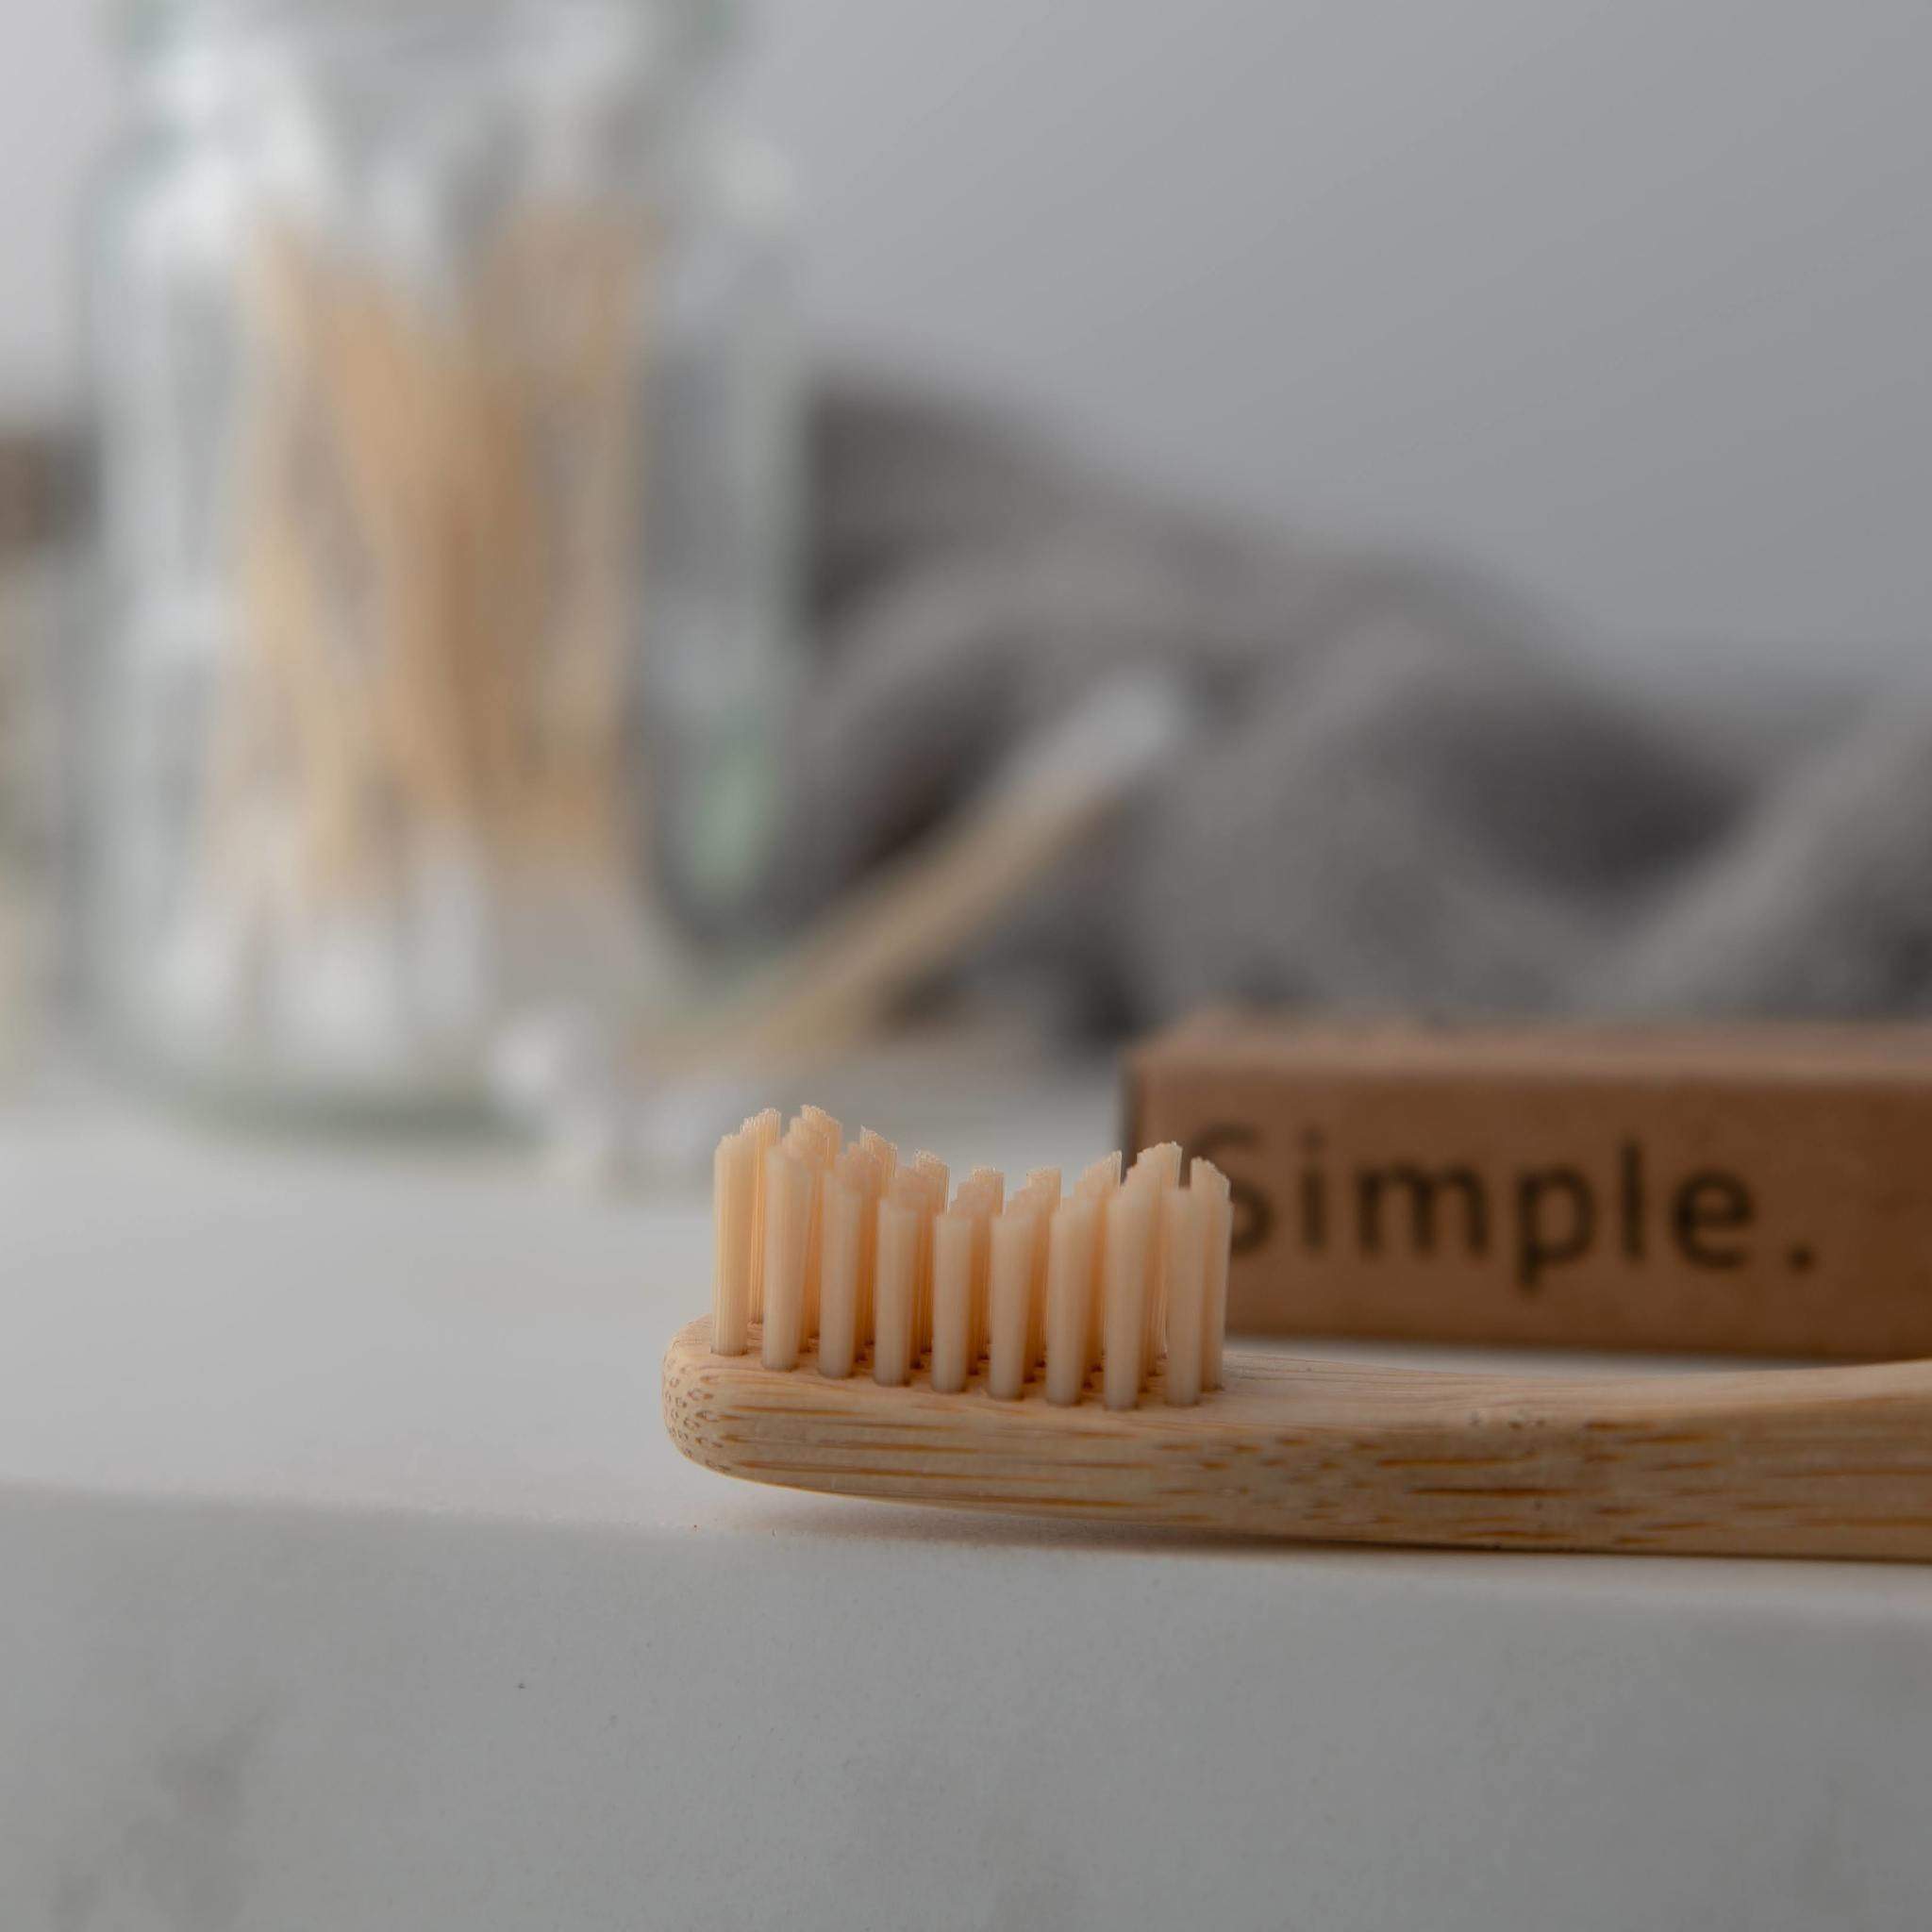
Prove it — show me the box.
[662,1316,1932,1559]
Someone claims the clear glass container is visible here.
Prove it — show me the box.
[85,0,797,1119]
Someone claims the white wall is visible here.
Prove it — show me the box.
[8,0,1930,675]
[0,0,116,415]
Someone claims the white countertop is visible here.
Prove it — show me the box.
[6,1077,1931,1931]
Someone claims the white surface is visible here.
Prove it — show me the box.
[5,1086,1932,1930]
[8,0,1932,673]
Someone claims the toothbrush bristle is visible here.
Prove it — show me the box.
[708,1112,1233,1407]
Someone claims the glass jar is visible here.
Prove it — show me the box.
[85,0,797,1119]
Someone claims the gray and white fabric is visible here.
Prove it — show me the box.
[772,380,1931,1028]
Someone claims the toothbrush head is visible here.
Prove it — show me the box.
[701,1108,1233,1411]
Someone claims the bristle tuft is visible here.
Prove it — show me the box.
[706,1110,1232,1407]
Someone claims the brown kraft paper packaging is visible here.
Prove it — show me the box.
[1124,1012,1932,1358]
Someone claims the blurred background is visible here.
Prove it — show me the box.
[8,19,1932,1922]
[2,0,1929,1162]
[8,0,1932,670]
[8,20,1932,1921]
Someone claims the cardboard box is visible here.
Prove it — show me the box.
[1124,1012,1932,1358]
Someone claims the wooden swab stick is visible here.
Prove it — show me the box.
[632,675,1196,1086]
[209,208,651,1009]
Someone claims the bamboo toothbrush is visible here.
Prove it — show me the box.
[664,1109,1932,1560]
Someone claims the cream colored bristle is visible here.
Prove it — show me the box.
[1078,1158,1119,1364]
[909,1156,947,1356]
[1117,1159,1165,1377]
[796,1132,834,1348]
[1013,1174,1057,1219]
[759,1148,812,1371]
[1043,1196,1100,1406]
[1101,1182,1156,1411]
[986,1204,1038,1399]
[745,1108,779,1322]
[1142,1179,1167,1381]
[1138,1142,1183,1190]
[1025,1194,1053,1369]
[951,1173,1001,1363]
[970,1188,996,1364]
[1076,1152,1121,1200]
[816,1161,865,1378]
[1160,1185,1206,1406]
[874,1181,924,1386]
[957,1170,999,1213]
[849,1145,888,1343]
[929,1208,976,1393]
[1127,1145,1182,1379]
[859,1128,899,1186]
[711,1126,756,1355]
[1192,1158,1233,1391]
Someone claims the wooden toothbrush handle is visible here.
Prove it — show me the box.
[663,1320,1932,1559]
[1201,1348,1932,1559]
